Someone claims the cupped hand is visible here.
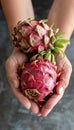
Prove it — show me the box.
[5,48,40,114]
[5,49,72,117]
[41,54,72,117]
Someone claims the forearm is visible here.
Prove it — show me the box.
[1,0,34,34]
[48,0,74,50]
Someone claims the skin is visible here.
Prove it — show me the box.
[41,0,74,117]
[1,0,74,117]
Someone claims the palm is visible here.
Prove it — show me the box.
[6,49,40,115]
[6,49,72,116]
[40,54,72,117]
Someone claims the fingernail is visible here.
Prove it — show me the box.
[26,104,31,109]
[13,80,18,88]
[59,87,64,94]
[37,113,41,116]
[25,104,31,110]
[41,108,51,117]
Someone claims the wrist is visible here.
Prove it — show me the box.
[1,0,34,35]
[48,0,74,37]
[47,0,74,51]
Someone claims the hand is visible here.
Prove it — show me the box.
[5,49,72,117]
[41,54,72,117]
[5,48,40,115]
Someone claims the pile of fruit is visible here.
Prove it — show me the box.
[12,18,69,104]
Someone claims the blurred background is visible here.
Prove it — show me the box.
[0,0,74,130]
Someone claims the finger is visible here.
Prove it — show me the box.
[56,63,72,94]
[13,88,31,109]
[41,91,64,117]
[30,101,40,114]
[13,52,27,66]
[37,113,41,116]
[8,78,31,109]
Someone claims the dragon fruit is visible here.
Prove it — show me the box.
[20,56,57,102]
[12,18,50,53]
[12,18,69,103]
[12,18,58,53]
[12,18,69,54]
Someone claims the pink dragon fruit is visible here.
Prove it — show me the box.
[20,57,57,102]
[12,18,55,53]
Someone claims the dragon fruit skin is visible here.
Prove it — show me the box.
[12,19,51,53]
[20,59,57,102]
[12,18,69,55]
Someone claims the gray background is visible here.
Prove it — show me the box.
[0,0,74,130]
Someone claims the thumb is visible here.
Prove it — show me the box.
[56,63,72,95]
[6,57,19,89]
[7,73,19,89]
